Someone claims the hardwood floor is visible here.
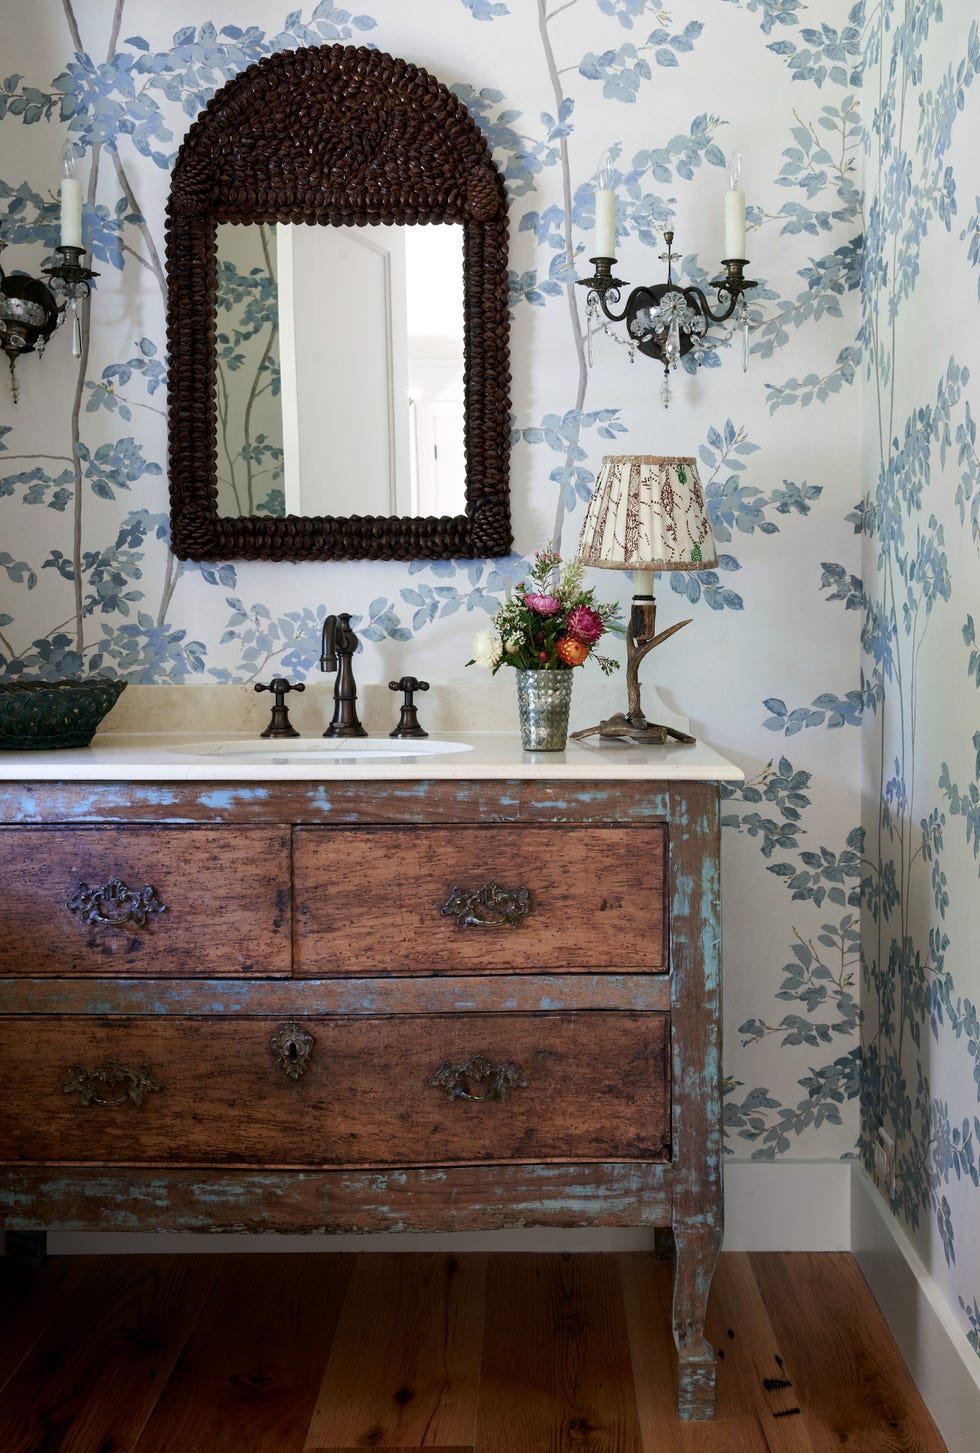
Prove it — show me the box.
[0,1250,946,1452]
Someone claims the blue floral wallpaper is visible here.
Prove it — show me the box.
[0,0,976,1364]
[858,0,980,1363]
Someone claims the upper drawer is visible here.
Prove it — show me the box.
[0,827,290,977]
[294,825,666,975]
[0,1011,669,1168]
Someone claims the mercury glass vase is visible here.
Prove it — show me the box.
[515,668,573,751]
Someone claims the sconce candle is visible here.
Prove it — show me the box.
[594,188,616,258]
[724,152,746,260]
[59,158,82,250]
[593,151,617,258]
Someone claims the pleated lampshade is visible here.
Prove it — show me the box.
[577,455,717,572]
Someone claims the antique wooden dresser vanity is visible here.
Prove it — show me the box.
[0,735,737,1420]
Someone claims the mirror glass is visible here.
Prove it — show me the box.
[214,222,465,521]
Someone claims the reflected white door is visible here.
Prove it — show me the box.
[278,224,410,516]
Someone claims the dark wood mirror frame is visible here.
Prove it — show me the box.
[165,44,511,562]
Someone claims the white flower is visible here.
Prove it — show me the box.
[471,629,503,670]
[504,638,521,654]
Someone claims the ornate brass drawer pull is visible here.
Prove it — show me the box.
[63,1058,163,1108]
[429,1054,528,1103]
[66,878,166,929]
[270,1022,315,1080]
[439,881,533,929]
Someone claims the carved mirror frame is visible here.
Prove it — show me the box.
[166,44,511,562]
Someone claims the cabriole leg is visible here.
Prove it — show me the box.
[671,1221,721,1420]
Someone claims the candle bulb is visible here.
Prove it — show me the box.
[59,143,82,251]
[724,150,746,261]
[593,150,617,259]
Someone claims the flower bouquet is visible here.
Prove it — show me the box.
[469,549,620,676]
[470,550,619,750]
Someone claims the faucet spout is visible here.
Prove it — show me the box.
[319,614,337,673]
[319,611,367,737]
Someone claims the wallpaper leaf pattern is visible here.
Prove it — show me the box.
[858,0,980,1361]
[0,0,977,1365]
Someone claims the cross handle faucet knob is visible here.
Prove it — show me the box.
[254,677,305,738]
[388,676,430,739]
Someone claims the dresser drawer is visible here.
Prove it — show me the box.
[293,826,667,975]
[0,1012,670,1168]
[0,828,290,977]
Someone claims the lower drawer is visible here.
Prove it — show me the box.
[0,1013,670,1168]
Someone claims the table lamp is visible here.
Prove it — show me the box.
[574,454,717,745]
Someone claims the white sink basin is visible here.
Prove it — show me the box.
[167,736,473,760]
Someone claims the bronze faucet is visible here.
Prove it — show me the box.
[319,612,367,737]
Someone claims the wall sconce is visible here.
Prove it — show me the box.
[0,146,97,401]
[572,454,717,746]
[577,153,756,408]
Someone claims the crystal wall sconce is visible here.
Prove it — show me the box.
[0,146,97,401]
[577,153,756,407]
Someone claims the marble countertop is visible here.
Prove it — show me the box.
[0,729,743,783]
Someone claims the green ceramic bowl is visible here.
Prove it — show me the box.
[0,679,127,750]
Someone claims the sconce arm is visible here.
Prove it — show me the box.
[600,283,666,327]
[683,268,758,326]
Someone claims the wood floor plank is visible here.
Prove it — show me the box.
[475,1251,642,1453]
[703,1252,816,1452]
[135,1252,352,1453]
[0,1255,90,1396]
[305,1252,485,1452]
[750,1252,947,1453]
[0,1251,949,1451]
[0,1253,221,1453]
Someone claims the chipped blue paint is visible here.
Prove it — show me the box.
[197,786,271,811]
[0,974,669,1016]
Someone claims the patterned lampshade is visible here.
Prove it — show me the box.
[577,455,717,572]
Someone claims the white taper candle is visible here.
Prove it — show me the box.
[724,151,746,260]
[594,188,616,258]
[60,177,82,248]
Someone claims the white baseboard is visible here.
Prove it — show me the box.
[40,1226,659,1255]
[852,1167,980,1453]
[723,1158,853,1250]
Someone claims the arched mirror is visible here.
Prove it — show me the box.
[166,44,511,562]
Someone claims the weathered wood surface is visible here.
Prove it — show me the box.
[0,777,672,827]
[0,1162,671,1233]
[0,1011,670,1169]
[667,782,723,1419]
[0,825,290,977]
[0,972,673,1017]
[294,824,666,974]
[1,773,722,1423]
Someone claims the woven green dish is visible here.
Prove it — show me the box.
[0,679,127,750]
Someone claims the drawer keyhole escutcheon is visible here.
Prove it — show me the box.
[439,881,533,929]
[429,1054,528,1103]
[270,1022,315,1080]
[63,1058,163,1108]
[66,878,166,930]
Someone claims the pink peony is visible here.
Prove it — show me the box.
[565,605,604,644]
[525,592,561,617]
